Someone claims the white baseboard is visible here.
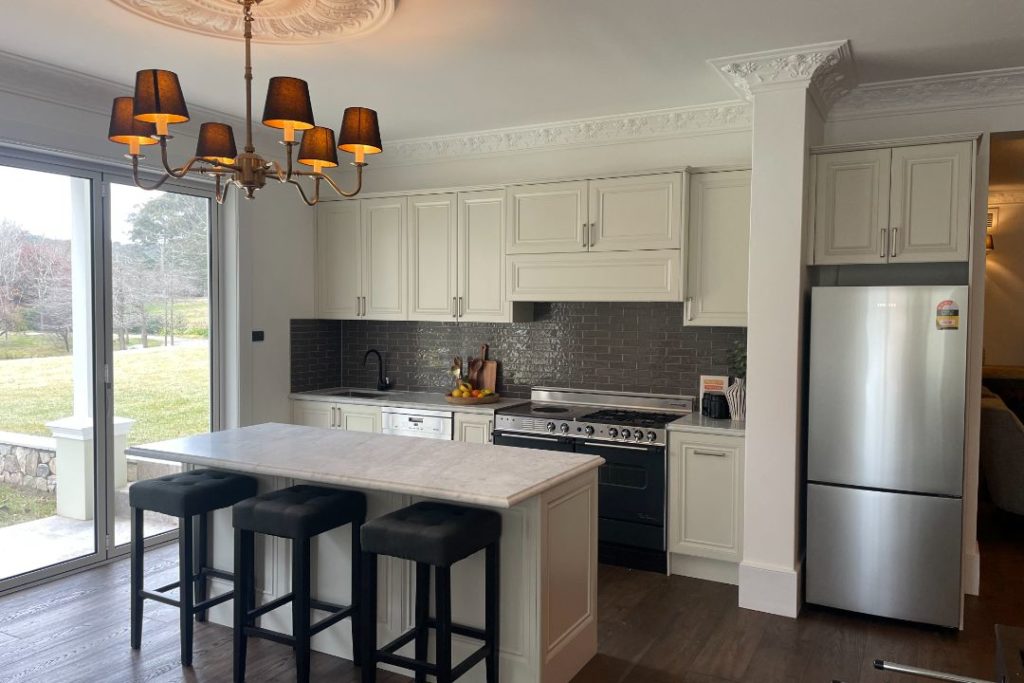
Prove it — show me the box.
[963,541,980,596]
[738,560,802,618]
[669,554,739,585]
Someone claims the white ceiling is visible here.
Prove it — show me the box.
[3,0,1024,140]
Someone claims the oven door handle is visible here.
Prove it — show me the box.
[502,433,565,443]
[582,441,659,452]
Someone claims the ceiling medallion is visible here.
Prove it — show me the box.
[107,0,395,44]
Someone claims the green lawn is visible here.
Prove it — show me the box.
[0,343,210,446]
[0,333,70,360]
[0,484,56,529]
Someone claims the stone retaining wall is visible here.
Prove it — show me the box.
[0,441,57,493]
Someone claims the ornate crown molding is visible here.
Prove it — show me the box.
[708,40,856,117]
[830,66,1024,120]
[106,0,395,44]
[383,101,752,165]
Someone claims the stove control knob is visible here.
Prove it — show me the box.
[584,425,595,436]
[546,422,556,432]
[608,427,618,438]
[646,431,658,442]
[620,428,632,440]
[634,431,645,442]
[559,423,570,434]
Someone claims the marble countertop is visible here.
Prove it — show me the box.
[127,423,603,508]
[667,413,746,436]
[290,388,529,414]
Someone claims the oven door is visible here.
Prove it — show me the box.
[576,440,665,552]
[492,430,576,452]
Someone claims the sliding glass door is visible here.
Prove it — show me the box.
[0,152,218,593]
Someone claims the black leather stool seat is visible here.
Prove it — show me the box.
[129,469,258,518]
[361,501,501,567]
[233,485,366,539]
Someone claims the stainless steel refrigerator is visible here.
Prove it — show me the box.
[806,285,967,627]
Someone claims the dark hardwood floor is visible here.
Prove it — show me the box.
[0,504,1020,683]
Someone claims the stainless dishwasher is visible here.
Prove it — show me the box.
[381,407,453,440]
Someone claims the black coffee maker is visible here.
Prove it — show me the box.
[701,392,731,420]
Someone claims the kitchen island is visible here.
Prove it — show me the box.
[127,423,603,683]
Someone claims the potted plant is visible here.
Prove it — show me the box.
[725,340,747,421]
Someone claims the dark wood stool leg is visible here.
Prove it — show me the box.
[485,542,500,683]
[360,552,377,683]
[351,518,364,667]
[179,515,195,667]
[435,566,452,683]
[233,528,253,683]
[414,562,430,683]
[130,506,144,650]
[293,536,312,683]
[195,512,209,623]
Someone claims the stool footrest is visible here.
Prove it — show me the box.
[310,602,354,637]
[249,591,294,620]
[194,589,234,613]
[154,580,180,594]
[377,650,439,676]
[140,589,180,608]
[379,622,490,681]
[202,567,233,582]
[379,627,418,655]
[452,644,490,681]
[243,625,295,648]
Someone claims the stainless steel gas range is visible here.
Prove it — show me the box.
[494,387,694,573]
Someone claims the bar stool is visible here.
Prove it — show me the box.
[129,468,258,666]
[360,501,502,683]
[232,484,366,683]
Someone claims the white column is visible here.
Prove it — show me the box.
[709,41,853,617]
[70,177,92,417]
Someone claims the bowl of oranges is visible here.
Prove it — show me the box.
[445,382,499,405]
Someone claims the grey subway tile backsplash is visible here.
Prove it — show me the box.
[292,302,746,399]
[290,318,342,392]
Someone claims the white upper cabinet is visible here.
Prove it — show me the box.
[813,149,892,265]
[812,140,975,265]
[889,142,972,263]
[506,180,588,254]
[459,190,513,322]
[316,201,362,319]
[685,170,750,327]
[408,194,458,321]
[361,198,407,320]
[588,174,682,252]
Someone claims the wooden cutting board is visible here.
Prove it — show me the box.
[478,343,497,392]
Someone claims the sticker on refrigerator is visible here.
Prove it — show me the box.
[936,300,960,330]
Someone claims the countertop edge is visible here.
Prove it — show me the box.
[667,414,746,437]
[289,391,529,414]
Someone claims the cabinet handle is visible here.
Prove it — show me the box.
[355,296,360,315]
[590,222,597,247]
[487,420,493,443]
[581,222,588,248]
[452,296,458,318]
[459,296,464,317]
[890,227,899,258]
[330,406,336,429]
[361,296,367,317]
[880,228,887,258]
[685,297,694,322]
[694,449,727,458]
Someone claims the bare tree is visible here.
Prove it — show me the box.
[23,238,73,351]
[0,220,28,339]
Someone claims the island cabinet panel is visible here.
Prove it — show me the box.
[668,431,744,584]
[455,412,493,444]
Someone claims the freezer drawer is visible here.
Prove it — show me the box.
[808,286,967,496]
[806,483,962,627]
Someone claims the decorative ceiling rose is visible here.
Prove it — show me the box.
[107,0,395,44]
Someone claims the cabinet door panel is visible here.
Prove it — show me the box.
[316,201,362,319]
[362,198,407,320]
[685,170,750,327]
[459,190,509,322]
[291,401,334,429]
[506,181,587,254]
[813,149,891,265]
[508,250,681,302]
[339,404,382,433]
[408,194,458,321]
[454,413,493,444]
[589,174,682,251]
[668,436,743,562]
[889,142,972,263]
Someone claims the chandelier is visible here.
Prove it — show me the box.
[106,0,381,206]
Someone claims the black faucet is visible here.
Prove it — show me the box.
[363,349,391,391]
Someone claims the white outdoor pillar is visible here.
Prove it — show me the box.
[709,42,854,617]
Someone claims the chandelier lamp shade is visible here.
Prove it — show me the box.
[107,0,380,206]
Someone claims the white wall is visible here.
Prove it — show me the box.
[984,197,1024,366]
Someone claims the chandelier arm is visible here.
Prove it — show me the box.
[131,155,173,191]
[284,142,296,181]
[319,163,366,198]
[287,177,320,207]
[213,174,235,205]
[157,137,204,179]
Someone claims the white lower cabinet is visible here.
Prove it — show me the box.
[668,431,744,583]
[454,412,493,444]
[291,400,382,433]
